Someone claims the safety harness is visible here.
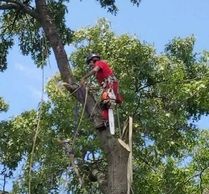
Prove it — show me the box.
[101,75,117,101]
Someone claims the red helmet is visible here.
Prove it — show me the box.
[86,53,101,64]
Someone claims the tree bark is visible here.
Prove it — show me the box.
[98,130,130,194]
[35,0,103,128]
[34,1,130,193]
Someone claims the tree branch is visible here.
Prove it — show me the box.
[58,139,83,186]
[0,0,40,20]
[168,167,209,194]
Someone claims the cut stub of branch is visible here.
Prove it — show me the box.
[89,168,108,194]
[89,168,106,185]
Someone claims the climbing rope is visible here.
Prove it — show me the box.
[71,86,89,149]
[28,31,47,194]
[26,28,90,192]
[56,81,89,147]
[28,66,45,194]
[59,86,89,187]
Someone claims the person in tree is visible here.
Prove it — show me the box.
[80,53,123,122]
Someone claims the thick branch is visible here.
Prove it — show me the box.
[0,2,17,9]
[35,0,73,83]
[35,0,103,127]
[0,0,39,20]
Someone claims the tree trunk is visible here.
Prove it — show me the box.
[98,130,130,194]
[35,0,103,128]
[35,1,130,193]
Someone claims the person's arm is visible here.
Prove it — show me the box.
[80,66,100,85]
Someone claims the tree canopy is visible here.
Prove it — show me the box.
[1,0,209,194]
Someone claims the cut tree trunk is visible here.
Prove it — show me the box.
[98,130,130,194]
[35,1,130,193]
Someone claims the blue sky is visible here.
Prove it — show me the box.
[1,0,209,124]
[1,0,209,191]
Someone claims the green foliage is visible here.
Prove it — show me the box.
[0,97,8,112]
[0,0,73,69]
[0,0,140,71]
[92,0,141,14]
[0,74,103,193]
[69,19,209,193]
[0,36,13,71]
[165,36,196,64]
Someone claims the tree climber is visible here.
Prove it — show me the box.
[80,53,123,127]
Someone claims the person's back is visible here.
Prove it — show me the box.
[93,60,113,85]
